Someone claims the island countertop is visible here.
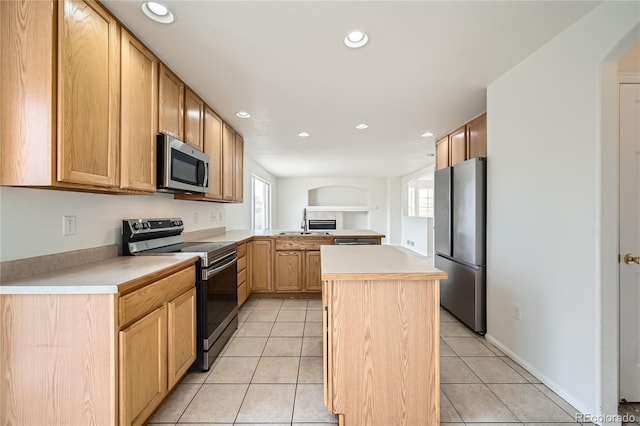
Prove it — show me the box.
[320,245,447,281]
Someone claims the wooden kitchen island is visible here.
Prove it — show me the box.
[321,245,447,426]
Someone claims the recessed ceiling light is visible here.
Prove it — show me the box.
[421,131,434,137]
[355,123,368,130]
[344,30,369,48]
[298,132,310,138]
[235,111,251,119]
[141,1,174,24]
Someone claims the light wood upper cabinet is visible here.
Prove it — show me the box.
[234,133,244,202]
[57,0,120,188]
[120,29,158,192]
[435,136,450,171]
[205,108,224,200]
[167,288,196,390]
[159,64,185,140]
[222,123,236,201]
[249,239,273,292]
[184,88,204,151]
[1,0,56,186]
[436,112,487,170]
[449,126,467,167]
[466,113,487,159]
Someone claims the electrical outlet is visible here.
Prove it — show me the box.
[63,215,76,236]
[193,212,199,224]
[513,304,521,321]
[211,212,216,222]
[219,212,224,222]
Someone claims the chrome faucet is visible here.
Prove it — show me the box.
[301,208,308,233]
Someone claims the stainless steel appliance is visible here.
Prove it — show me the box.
[157,133,210,193]
[122,218,237,370]
[308,219,337,230]
[434,157,486,334]
[333,237,379,245]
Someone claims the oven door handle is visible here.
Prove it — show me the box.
[204,255,238,280]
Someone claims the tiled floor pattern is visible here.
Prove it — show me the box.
[147,297,625,425]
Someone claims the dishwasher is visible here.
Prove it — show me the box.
[333,237,379,245]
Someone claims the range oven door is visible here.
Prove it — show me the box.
[196,252,238,370]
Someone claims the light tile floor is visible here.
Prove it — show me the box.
[147,297,632,425]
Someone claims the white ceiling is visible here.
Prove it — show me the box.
[103,0,600,178]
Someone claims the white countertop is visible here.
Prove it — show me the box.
[321,245,446,281]
[0,255,199,295]
[185,229,385,243]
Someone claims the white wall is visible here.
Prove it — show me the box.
[225,156,278,230]
[486,1,639,420]
[275,177,388,238]
[401,216,432,256]
[0,155,276,262]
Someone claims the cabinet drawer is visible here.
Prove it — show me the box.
[237,243,247,257]
[275,239,332,251]
[238,268,246,287]
[238,282,248,306]
[119,265,195,328]
[237,255,246,272]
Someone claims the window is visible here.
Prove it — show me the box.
[252,175,271,230]
[406,177,433,218]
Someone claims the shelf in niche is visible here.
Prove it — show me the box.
[306,205,377,212]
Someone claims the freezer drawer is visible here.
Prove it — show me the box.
[435,254,486,334]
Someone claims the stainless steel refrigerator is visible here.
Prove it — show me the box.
[434,157,486,334]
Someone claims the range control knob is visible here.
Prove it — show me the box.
[178,220,183,226]
[132,222,140,230]
[142,222,150,229]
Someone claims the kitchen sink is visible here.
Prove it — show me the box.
[278,231,333,236]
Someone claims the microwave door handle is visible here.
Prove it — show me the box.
[204,256,237,280]
[196,160,206,185]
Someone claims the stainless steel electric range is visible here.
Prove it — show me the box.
[122,218,238,370]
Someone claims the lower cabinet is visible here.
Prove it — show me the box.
[119,306,168,426]
[237,242,248,306]
[168,288,197,389]
[275,251,303,291]
[0,261,197,426]
[304,251,323,292]
[249,239,273,292]
[119,266,197,425]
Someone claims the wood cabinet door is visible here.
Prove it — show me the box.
[57,0,119,187]
[184,87,204,150]
[466,113,487,159]
[119,305,167,426]
[449,126,467,166]
[203,107,223,200]
[275,251,303,292]
[159,64,184,140]
[435,136,449,171]
[120,29,158,192]
[1,0,56,186]
[304,251,323,292]
[222,123,235,201]
[234,133,244,202]
[167,288,196,390]
[249,240,273,292]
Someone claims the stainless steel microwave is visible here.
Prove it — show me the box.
[157,133,210,193]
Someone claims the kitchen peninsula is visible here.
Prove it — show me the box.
[321,245,446,425]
